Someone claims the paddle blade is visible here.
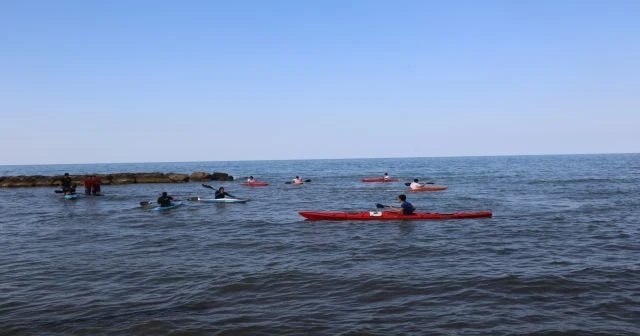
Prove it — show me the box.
[304,179,311,183]
[202,184,214,189]
[140,201,153,206]
[284,181,292,184]
[406,181,435,186]
[188,197,200,201]
[376,203,386,209]
[54,190,64,193]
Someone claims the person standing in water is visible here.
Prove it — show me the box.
[83,175,93,195]
[91,175,102,195]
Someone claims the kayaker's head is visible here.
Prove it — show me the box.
[398,194,407,201]
[384,172,388,175]
[162,192,168,196]
[249,176,253,179]
[295,176,299,179]
[64,173,69,176]
[218,187,224,191]
[414,178,419,182]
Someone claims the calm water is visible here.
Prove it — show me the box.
[1,154,639,335]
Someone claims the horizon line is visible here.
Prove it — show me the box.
[1,152,637,167]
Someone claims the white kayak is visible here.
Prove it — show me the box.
[189,197,249,203]
[64,194,79,200]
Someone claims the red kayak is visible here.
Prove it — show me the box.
[362,177,399,182]
[299,210,492,221]
[408,186,447,192]
[242,182,269,187]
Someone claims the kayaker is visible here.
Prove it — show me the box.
[396,194,416,215]
[157,192,175,207]
[293,176,304,184]
[409,178,423,190]
[215,187,235,199]
[247,176,255,183]
[383,172,391,180]
[61,173,73,194]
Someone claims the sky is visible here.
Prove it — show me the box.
[1,0,638,165]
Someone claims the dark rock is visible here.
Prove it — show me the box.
[106,173,137,185]
[167,173,189,183]
[0,171,232,188]
[190,172,212,181]
[212,172,233,181]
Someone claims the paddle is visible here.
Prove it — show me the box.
[285,179,311,184]
[376,203,394,209]
[404,182,434,186]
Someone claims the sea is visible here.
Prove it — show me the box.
[0,154,639,335]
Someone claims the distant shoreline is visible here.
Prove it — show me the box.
[0,172,233,188]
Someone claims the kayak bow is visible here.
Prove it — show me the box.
[191,197,249,203]
[241,182,269,187]
[408,186,448,192]
[299,210,492,221]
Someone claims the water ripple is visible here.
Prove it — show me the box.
[1,155,639,335]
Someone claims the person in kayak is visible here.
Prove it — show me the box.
[247,176,255,183]
[61,173,73,194]
[215,187,235,199]
[293,176,304,184]
[157,192,175,207]
[396,194,416,215]
[383,172,391,180]
[409,178,424,190]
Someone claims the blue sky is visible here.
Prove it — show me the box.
[1,0,638,164]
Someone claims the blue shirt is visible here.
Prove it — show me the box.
[400,201,415,215]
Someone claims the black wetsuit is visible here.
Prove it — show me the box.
[157,195,174,207]
[61,176,72,192]
[215,191,234,199]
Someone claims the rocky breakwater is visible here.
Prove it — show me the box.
[0,171,233,188]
